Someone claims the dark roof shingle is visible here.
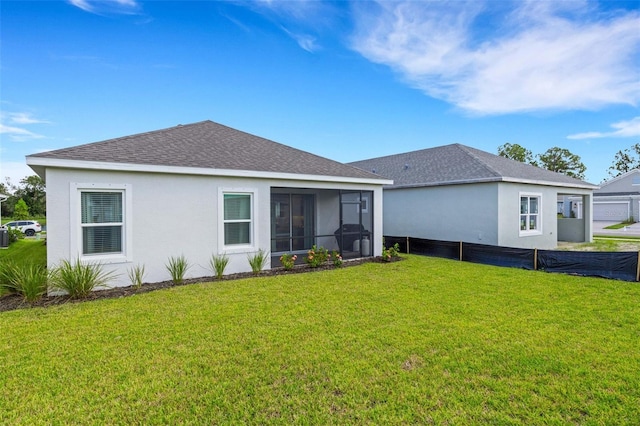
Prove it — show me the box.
[30,120,381,180]
[349,144,596,189]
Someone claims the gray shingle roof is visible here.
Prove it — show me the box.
[29,120,382,180]
[349,144,597,189]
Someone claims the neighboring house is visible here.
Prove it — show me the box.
[350,144,597,250]
[593,169,640,222]
[26,120,391,288]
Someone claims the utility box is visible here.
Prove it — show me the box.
[0,228,8,249]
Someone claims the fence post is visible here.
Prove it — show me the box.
[406,236,410,254]
[459,241,463,261]
[636,251,640,282]
[534,248,538,271]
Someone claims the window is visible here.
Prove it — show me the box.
[224,193,252,246]
[81,191,123,255]
[520,193,541,235]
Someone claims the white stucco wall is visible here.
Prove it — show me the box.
[383,183,500,245]
[496,183,558,249]
[45,168,385,288]
[383,182,593,250]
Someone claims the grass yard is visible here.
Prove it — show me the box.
[0,239,47,267]
[604,221,635,230]
[1,255,639,424]
[559,236,640,252]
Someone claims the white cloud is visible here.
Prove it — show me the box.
[243,1,340,53]
[0,124,45,142]
[281,27,318,52]
[567,116,640,139]
[0,111,49,141]
[8,112,50,125]
[68,0,141,15]
[351,1,640,115]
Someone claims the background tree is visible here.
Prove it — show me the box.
[15,175,46,216]
[608,143,640,178]
[537,147,586,180]
[13,199,30,220]
[497,143,537,165]
[0,175,46,219]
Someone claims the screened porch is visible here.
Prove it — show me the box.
[270,187,374,266]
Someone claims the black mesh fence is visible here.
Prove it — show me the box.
[410,238,459,260]
[383,236,408,254]
[462,242,536,270]
[538,250,637,282]
[385,236,639,283]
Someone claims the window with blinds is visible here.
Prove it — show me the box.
[81,191,123,254]
[224,193,251,245]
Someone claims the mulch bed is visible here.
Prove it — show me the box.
[1,256,402,313]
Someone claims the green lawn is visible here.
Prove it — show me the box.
[2,255,639,424]
[603,221,635,230]
[0,239,46,267]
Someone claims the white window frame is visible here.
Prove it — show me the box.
[519,192,542,236]
[219,188,256,252]
[71,183,133,264]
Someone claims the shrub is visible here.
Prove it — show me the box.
[0,260,21,296]
[304,245,329,268]
[330,250,343,267]
[247,249,269,275]
[209,253,230,280]
[127,264,146,289]
[279,253,297,270]
[382,243,401,262]
[8,263,49,303]
[166,255,190,285]
[7,227,24,244]
[50,259,115,299]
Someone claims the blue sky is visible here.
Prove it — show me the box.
[1,0,639,187]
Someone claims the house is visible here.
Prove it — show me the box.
[26,121,392,288]
[593,169,640,222]
[350,144,597,250]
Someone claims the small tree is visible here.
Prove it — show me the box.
[13,199,30,220]
[608,143,640,178]
[537,147,586,180]
[497,143,537,166]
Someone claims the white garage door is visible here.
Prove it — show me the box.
[593,202,629,221]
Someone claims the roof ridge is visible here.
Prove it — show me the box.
[355,143,460,164]
[455,144,502,178]
[39,120,213,156]
[599,168,640,187]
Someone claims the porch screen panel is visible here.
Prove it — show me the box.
[271,194,290,252]
[292,194,315,251]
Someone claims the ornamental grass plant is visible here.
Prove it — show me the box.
[209,253,230,280]
[166,255,190,285]
[49,259,115,299]
[247,249,269,275]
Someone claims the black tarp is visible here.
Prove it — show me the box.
[537,250,638,282]
[462,242,535,270]
[383,236,407,253]
[409,238,459,260]
[384,236,639,282]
